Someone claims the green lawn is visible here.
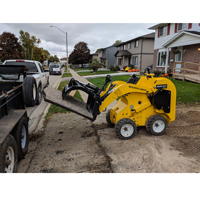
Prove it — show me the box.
[73,68,91,71]
[62,72,72,78]
[44,81,83,127]
[89,76,200,104]
[168,77,200,104]
[77,70,118,76]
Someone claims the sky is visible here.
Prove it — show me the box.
[0,23,156,58]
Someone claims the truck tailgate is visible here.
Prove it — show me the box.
[43,86,93,120]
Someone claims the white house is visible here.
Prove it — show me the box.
[149,23,200,73]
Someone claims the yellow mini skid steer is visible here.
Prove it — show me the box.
[43,73,176,140]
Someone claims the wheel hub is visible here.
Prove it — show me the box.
[121,124,134,137]
[153,120,165,133]
[4,146,15,173]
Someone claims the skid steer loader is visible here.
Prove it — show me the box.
[43,72,176,140]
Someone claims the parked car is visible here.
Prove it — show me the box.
[49,63,62,75]
[3,59,49,107]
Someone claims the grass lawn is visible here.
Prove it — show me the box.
[89,75,200,104]
[168,77,200,104]
[44,81,83,127]
[72,68,91,71]
[62,72,72,78]
[77,70,117,76]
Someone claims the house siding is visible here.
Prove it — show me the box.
[167,34,200,48]
[154,23,200,49]
[101,46,117,68]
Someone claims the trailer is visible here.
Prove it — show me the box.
[0,65,30,173]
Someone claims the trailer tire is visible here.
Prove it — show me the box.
[13,117,29,159]
[0,135,18,173]
[36,85,42,105]
[146,115,167,136]
[106,109,115,127]
[22,76,37,107]
[115,118,137,140]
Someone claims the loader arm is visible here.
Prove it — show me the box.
[99,83,151,113]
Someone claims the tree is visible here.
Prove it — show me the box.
[0,32,23,62]
[89,58,102,72]
[43,49,50,59]
[32,47,49,63]
[113,40,122,45]
[49,55,59,62]
[19,30,41,60]
[69,42,90,65]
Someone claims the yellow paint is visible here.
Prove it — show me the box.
[99,73,176,126]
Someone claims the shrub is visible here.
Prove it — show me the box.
[89,58,102,72]
[110,65,120,72]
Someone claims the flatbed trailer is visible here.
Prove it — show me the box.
[0,65,29,173]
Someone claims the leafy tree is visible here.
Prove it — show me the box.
[0,32,23,62]
[69,42,90,65]
[113,40,122,45]
[19,30,41,60]
[43,49,50,59]
[96,48,103,53]
[49,55,59,62]
[89,58,102,72]
[32,47,49,63]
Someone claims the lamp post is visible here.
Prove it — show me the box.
[50,25,69,73]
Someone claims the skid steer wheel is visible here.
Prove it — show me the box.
[115,118,137,140]
[146,115,167,136]
[106,109,115,127]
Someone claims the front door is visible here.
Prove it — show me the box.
[175,48,182,72]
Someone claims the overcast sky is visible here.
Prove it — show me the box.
[0,0,196,60]
[0,23,156,58]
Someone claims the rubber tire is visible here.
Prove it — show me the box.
[146,115,167,136]
[22,76,37,107]
[13,117,29,159]
[106,109,115,127]
[115,118,137,140]
[36,85,42,105]
[47,77,49,86]
[0,135,18,173]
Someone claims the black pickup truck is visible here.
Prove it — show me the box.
[0,65,31,173]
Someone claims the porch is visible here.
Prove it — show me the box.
[173,61,200,83]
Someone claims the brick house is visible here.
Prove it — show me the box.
[148,23,200,73]
[114,32,155,71]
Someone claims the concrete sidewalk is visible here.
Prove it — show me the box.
[67,68,91,102]
[62,69,140,85]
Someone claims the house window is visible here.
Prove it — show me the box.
[118,47,120,50]
[118,58,122,65]
[123,45,126,50]
[178,23,188,31]
[157,50,171,66]
[160,26,168,36]
[135,40,138,48]
[132,57,138,66]
[128,43,131,49]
